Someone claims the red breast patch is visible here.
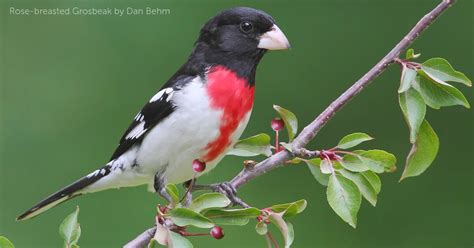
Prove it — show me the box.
[203,65,255,161]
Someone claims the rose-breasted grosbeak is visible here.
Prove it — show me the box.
[17,7,290,221]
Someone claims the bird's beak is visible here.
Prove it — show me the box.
[258,24,291,50]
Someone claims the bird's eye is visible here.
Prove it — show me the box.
[240,21,253,33]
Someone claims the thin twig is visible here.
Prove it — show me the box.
[124,1,455,247]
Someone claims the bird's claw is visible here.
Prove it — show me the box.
[211,182,249,208]
[158,188,173,204]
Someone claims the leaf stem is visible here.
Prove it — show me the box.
[266,231,280,248]
[179,174,196,206]
[178,230,209,237]
[275,130,280,152]
[334,150,358,156]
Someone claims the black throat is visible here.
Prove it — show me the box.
[170,42,266,86]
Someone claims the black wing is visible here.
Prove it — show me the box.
[109,72,198,161]
[109,87,176,161]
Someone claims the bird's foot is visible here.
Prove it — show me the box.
[158,188,173,205]
[155,174,175,205]
[181,179,194,207]
[210,182,250,208]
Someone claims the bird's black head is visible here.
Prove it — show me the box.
[177,7,290,85]
[198,7,290,57]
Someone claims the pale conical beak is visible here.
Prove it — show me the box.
[257,24,291,50]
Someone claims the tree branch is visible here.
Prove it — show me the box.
[230,0,455,189]
[124,227,157,248]
[125,1,455,247]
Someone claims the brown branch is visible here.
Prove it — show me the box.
[125,1,455,247]
[124,227,157,248]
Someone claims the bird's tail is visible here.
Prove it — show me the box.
[17,165,111,221]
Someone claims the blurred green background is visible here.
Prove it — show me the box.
[0,0,472,247]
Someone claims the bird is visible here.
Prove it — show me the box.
[17,7,290,221]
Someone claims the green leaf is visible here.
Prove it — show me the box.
[273,105,298,141]
[326,174,361,228]
[204,208,261,226]
[399,88,426,143]
[401,120,439,180]
[188,193,231,213]
[286,222,295,248]
[338,169,378,206]
[399,67,417,93]
[336,133,373,149]
[148,239,159,248]
[73,226,81,246]
[268,213,294,248]
[361,171,381,194]
[168,231,193,248]
[227,133,272,157]
[357,150,397,173]
[306,158,330,186]
[421,58,472,86]
[320,159,333,174]
[413,75,470,109]
[405,48,420,60]
[270,199,307,217]
[205,208,261,218]
[59,206,81,247]
[167,208,214,228]
[255,222,268,235]
[340,154,369,172]
[212,217,249,226]
[165,184,180,205]
[0,236,15,248]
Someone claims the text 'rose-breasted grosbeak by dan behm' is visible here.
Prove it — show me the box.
[17,7,290,221]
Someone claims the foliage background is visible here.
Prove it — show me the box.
[0,0,472,247]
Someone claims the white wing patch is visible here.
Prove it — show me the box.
[125,122,147,140]
[87,169,100,178]
[166,90,175,102]
[134,113,144,121]
[150,87,174,103]
[123,87,176,142]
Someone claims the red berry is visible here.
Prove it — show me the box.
[192,159,206,173]
[157,216,164,225]
[210,226,224,239]
[271,118,284,131]
[327,152,337,160]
